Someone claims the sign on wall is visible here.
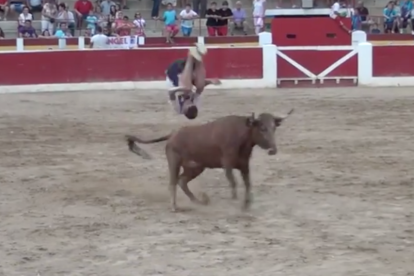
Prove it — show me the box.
[107,36,138,49]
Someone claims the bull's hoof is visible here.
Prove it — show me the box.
[199,192,210,205]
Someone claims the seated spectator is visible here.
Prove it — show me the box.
[206,1,220,36]
[42,0,57,34]
[90,25,108,48]
[56,3,75,36]
[356,1,369,22]
[18,6,33,28]
[0,0,10,20]
[74,0,93,29]
[371,22,381,33]
[109,4,116,16]
[54,21,70,37]
[86,9,97,35]
[133,11,146,36]
[0,27,5,37]
[179,3,197,37]
[162,3,178,43]
[40,29,51,36]
[114,15,133,36]
[253,0,265,34]
[230,1,247,35]
[19,19,38,37]
[351,7,361,30]
[95,5,107,27]
[383,1,398,33]
[217,1,232,36]
[100,0,115,15]
[26,0,42,15]
[400,0,412,33]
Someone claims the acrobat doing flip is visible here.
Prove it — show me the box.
[166,43,221,120]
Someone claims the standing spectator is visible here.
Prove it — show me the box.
[383,1,397,33]
[206,1,220,36]
[192,0,206,17]
[86,9,97,34]
[351,8,361,30]
[57,3,75,35]
[114,15,132,36]
[90,25,108,48]
[356,1,369,22]
[0,0,10,20]
[26,0,42,15]
[162,2,178,43]
[179,3,197,37]
[41,0,57,34]
[0,27,4,37]
[133,11,146,36]
[95,5,107,27]
[18,6,33,27]
[54,21,69,37]
[330,0,351,33]
[217,1,232,36]
[151,0,161,18]
[19,19,37,37]
[400,0,412,33]
[253,0,265,34]
[230,1,247,35]
[100,0,115,16]
[74,0,93,29]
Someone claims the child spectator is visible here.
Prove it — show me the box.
[371,22,381,33]
[162,3,178,43]
[19,19,37,37]
[217,1,232,36]
[206,2,220,36]
[179,3,197,37]
[133,11,146,36]
[86,9,98,35]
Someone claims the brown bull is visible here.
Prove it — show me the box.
[125,109,294,212]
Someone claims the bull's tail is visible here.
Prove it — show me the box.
[125,134,171,159]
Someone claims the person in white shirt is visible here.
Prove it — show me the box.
[18,6,33,27]
[179,4,197,36]
[133,12,146,36]
[330,0,351,33]
[90,26,109,48]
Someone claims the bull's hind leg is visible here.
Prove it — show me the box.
[166,148,181,212]
[179,165,208,205]
[240,164,252,211]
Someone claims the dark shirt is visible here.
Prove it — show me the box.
[206,8,220,26]
[356,7,369,21]
[217,8,233,26]
[19,27,37,38]
[166,59,196,86]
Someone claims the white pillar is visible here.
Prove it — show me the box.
[262,44,277,88]
[58,38,66,49]
[358,42,373,86]
[16,38,24,52]
[138,36,145,46]
[197,36,204,45]
[258,32,272,46]
[78,36,85,49]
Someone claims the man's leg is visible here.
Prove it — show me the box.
[168,51,196,94]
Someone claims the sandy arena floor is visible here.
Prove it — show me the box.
[0,88,413,276]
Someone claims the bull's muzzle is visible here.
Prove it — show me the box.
[268,147,277,155]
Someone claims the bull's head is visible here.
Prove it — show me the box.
[247,108,294,155]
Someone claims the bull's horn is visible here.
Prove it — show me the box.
[278,108,294,120]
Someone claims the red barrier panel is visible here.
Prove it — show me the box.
[0,48,263,86]
[373,46,414,77]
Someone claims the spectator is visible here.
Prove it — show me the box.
[371,22,381,33]
[95,5,107,27]
[109,4,116,16]
[54,21,69,37]
[400,0,412,33]
[162,2,178,43]
[206,1,220,36]
[179,3,197,37]
[115,15,132,36]
[40,29,51,36]
[57,3,75,35]
[192,0,206,17]
[90,25,108,48]
[18,6,33,27]
[133,11,146,36]
[0,27,4,37]
[330,0,351,33]
[86,9,97,34]
[383,1,397,33]
[0,0,10,20]
[19,19,37,37]
[41,0,57,34]
[253,0,265,34]
[217,1,232,36]
[393,0,402,32]
[355,1,369,22]
[151,0,161,18]
[230,1,247,35]
[10,0,25,15]
[117,0,128,10]
[26,0,42,15]
[100,0,115,16]
[351,7,361,30]
[74,0,93,29]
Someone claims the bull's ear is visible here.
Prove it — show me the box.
[246,113,257,126]
[274,118,283,127]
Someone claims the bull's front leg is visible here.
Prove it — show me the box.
[240,164,252,211]
[224,168,238,200]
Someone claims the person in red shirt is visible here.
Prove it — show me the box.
[74,0,93,28]
[0,0,10,20]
